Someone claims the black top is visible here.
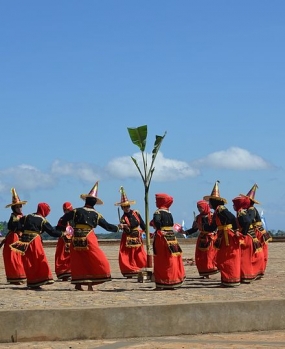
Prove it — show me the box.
[152,209,174,230]
[248,206,262,224]
[120,209,146,231]
[59,207,119,233]
[19,213,62,238]
[203,205,238,232]
[7,213,21,232]
[185,214,210,236]
[56,215,74,230]
[236,209,252,236]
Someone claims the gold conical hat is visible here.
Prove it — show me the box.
[114,186,136,206]
[240,183,260,204]
[203,180,227,203]
[5,188,27,208]
[80,181,103,205]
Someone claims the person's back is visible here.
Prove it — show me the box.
[183,200,218,278]
[152,193,185,290]
[58,181,121,291]
[203,181,241,287]
[73,206,100,227]
[10,202,62,289]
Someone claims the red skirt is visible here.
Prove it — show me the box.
[3,232,26,283]
[119,232,147,277]
[262,243,269,272]
[70,230,111,285]
[55,236,72,280]
[215,230,241,287]
[240,235,264,282]
[153,231,185,289]
[21,235,54,288]
[195,232,218,277]
[255,228,271,276]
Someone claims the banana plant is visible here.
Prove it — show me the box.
[127,125,166,267]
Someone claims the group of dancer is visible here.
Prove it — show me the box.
[1,180,271,291]
[182,181,271,287]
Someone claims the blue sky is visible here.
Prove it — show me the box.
[1,1,284,232]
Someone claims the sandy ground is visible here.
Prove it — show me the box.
[0,240,284,348]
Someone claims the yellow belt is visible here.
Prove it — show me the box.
[23,230,39,235]
[217,224,232,231]
[75,224,92,229]
[161,227,173,231]
[217,224,232,246]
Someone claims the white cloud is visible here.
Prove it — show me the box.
[192,147,272,170]
[0,164,55,191]
[51,160,101,182]
[0,147,272,195]
[106,151,200,181]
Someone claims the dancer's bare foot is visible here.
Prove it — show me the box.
[87,283,94,291]
[75,284,84,291]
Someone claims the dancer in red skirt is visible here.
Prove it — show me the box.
[240,184,272,277]
[232,195,263,283]
[3,188,27,285]
[151,193,185,290]
[203,181,242,287]
[115,186,147,278]
[58,181,123,291]
[182,200,219,278]
[55,201,74,281]
[10,202,62,289]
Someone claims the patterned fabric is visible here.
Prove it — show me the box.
[3,220,26,283]
[72,228,91,250]
[58,205,118,285]
[9,209,61,288]
[151,201,185,289]
[119,209,147,277]
[162,232,182,256]
[10,232,38,255]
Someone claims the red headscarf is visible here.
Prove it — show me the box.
[155,193,173,209]
[197,200,210,215]
[36,202,51,217]
[232,196,251,212]
[63,202,73,212]
[197,200,212,224]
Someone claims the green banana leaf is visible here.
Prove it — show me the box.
[127,125,147,152]
[152,133,166,160]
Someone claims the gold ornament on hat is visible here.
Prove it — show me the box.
[203,180,227,203]
[5,188,27,208]
[240,183,260,204]
[80,181,103,205]
[114,186,136,206]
